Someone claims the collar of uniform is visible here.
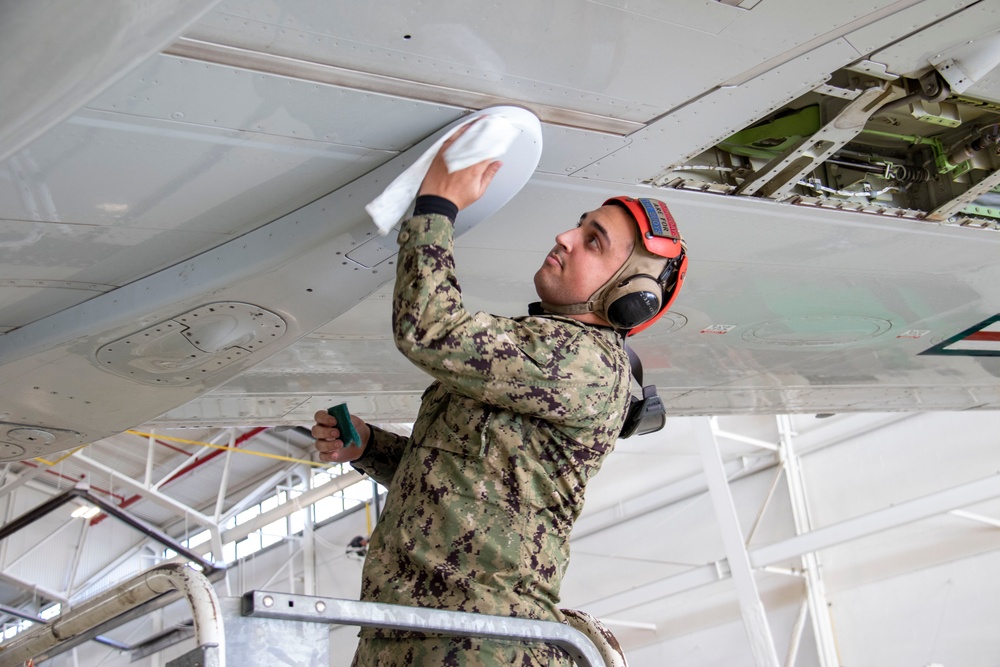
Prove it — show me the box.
[524,303,624,337]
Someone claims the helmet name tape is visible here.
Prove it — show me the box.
[640,198,680,241]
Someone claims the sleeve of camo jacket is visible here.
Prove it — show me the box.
[392,199,629,431]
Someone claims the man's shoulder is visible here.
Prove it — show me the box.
[517,313,622,345]
[500,313,627,370]
[513,312,609,332]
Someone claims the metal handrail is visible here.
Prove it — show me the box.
[0,485,219,575]
[242,590,610,667]
[0,563,224,667]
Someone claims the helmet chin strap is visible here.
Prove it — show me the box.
[537,300,596,316]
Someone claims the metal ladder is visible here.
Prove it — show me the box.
[241,590,620,667]
[0,565,622,667]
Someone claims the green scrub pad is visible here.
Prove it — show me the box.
[327,403,361,447]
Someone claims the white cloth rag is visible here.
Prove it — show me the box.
[366,113,521,234]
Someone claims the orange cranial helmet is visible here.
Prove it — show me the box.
[598,196,688,335]
[541,196,687,336]
[541,196,688,335]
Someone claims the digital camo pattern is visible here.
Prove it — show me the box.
[350,213,631,666]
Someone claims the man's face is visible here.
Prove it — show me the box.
[534,204,635,316]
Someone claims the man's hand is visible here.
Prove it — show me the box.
[312,410,370,464]
[418,122,502,210]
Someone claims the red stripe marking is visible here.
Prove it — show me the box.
[965,331,1000,342]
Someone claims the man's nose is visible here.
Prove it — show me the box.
[554,228,576,249]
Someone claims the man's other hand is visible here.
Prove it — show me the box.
[312,410,370,463]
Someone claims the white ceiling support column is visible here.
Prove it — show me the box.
[152,450,202,490]
[584,446,1000,620]
[152,429,234,492]
[749,470,1000,567]
[746,466,787,546]
[209,430,237,563]
[697,417,781,667]
[371,479,382,525]
[791,413,919,456]
[777,415,840,667]
[213,431,235,523]
[5,518,79,571]
[286,538,297,594]
[220,468,299,525]
[573,457,768,540]
[0,464,53,498]
[254,430,313,459]
[207,525,225,571]
[760,566,802,578]
[714,427,780,452]
[62,518,90,598]
[69,540,150,600]
[258,542,304,591]
[0,572,67,606]
[150,608,163,667]
[144,430,156,489]
[785,595,811,667]
[303,512,316,596]
[0,485,17,569]
[72,453,217,531]
[950,509,1000,529]
[221,469,363,545]
[585,561,730,618]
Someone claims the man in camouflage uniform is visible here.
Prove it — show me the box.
[313,126,686,666]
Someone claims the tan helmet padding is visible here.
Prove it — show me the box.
[591,243,671,323]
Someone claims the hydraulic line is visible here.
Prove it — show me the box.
[798,178,900,199]
[946,123,1000,165]
[824,158,884,174]
[670,165,735,172]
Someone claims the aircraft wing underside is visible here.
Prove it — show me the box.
[4,0,1000,458]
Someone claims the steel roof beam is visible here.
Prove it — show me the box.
[71,454,216,530]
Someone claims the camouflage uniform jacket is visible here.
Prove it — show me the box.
[350,210,631,665]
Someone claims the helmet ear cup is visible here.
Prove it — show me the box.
[602,275,663,330]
